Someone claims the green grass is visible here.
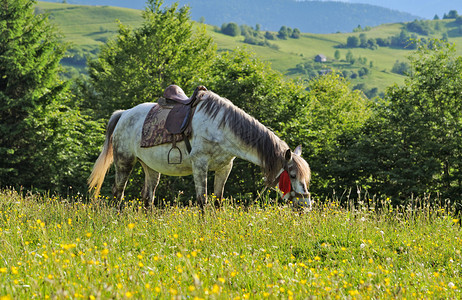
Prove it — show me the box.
[0,189,461,299]
[37,2,143,47]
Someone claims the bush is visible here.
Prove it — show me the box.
[243,35,266,46]
[265,31,276,40]
[346,36,359,48]
[455,16,462,25]
[376,37,390,47]
[291,28,301,39]
[445,10,458,19]
[358,67,369,77]
[278,26,289,39]
[406,20,432,36]
[391,60,410,75]
[390,30,418,49]
[240,24,253,37]
[221,22,241,36]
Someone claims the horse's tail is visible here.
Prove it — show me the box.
[88,110,124,199]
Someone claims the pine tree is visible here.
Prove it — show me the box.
[0,0,101,192]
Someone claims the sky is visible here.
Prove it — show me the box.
[43,0,462,20]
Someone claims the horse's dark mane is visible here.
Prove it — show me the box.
[197,91,288,184]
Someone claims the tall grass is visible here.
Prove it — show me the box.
[0,188,460,299]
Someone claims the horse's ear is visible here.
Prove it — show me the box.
[284,149,292,161]
[294,145,302,156]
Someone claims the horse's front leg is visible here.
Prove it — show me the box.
[213,159,234,208]
[191,157,209,210]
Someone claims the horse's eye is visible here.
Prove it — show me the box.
[290,173,296,179]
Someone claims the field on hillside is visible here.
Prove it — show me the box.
[37,1,462,95]
[37,2,143,47]
[0,189,460,299]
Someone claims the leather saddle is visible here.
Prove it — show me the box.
[158,85,207,163]
[163,84,195,105]
[163,85,207,134]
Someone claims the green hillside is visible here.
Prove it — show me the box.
[37,2,143,46]
[207,25,408,93]
[37,1,462,95]
[36,2,143,75]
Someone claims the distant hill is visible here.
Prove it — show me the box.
[335,0,462,19]
[40,0,419,33]
[36,1,462,98]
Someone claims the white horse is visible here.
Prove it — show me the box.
[88,88,311,209]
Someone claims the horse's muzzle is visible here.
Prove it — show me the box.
[286,191,312,209]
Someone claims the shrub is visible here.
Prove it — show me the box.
[346,36,359,48]
[221,22,241,36]
[391,60,410,75]
[265,31,276,40]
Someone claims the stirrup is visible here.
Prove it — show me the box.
[168,145,182,164]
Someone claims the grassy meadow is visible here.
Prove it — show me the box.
[36,2,143,47]
[0,189,460,299]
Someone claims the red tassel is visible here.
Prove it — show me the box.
[278,170,291,195]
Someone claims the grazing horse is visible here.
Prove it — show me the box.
[88,88,311,209]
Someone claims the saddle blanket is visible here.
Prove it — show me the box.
[140,104,185,148]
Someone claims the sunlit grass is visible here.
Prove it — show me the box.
[0,188,460,299]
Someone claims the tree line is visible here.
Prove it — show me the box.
[342,13,462,51]
[220,22,299,49]
[1,0,461,207]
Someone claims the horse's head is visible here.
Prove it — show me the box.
[278,145,312,209]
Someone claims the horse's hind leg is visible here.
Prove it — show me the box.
[140,161,161,209]
[112,154,136,209]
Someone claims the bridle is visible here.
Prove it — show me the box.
[276,167,311,207]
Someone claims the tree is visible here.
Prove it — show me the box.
[390,30,418,49]
[455,16,462,25]
[337,40,462,202]
[358,67,369,77]
[0,0,101,193]
[376,37,390,47]
[278,26,289,39]
[442,32,449,42]
[334,50,341,60]
[265,31,276,40]
[359,33,367,47]
[353,25,363,32]
[221,22,240,36]
[391,60,410,75]
[346,36,360,48]
[367,38,377,49]
[85,0,216,119]
[298,73,371,194]
[447,10,458,19]
[346,50,355,64]
[291,28,301,39]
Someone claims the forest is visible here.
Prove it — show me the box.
[1,0,461,208]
